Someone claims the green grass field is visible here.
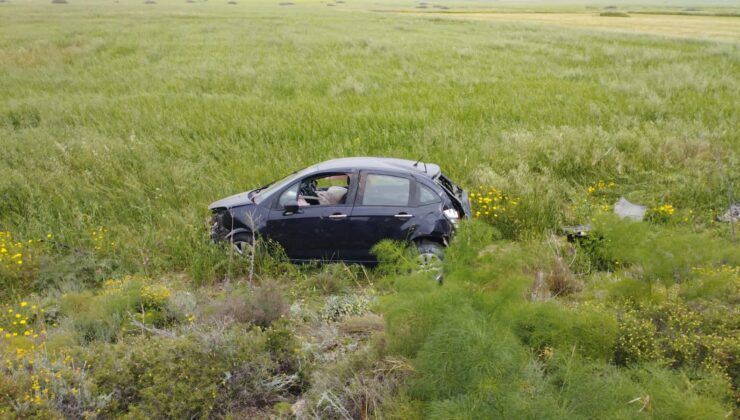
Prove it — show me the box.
[1,0,739,418]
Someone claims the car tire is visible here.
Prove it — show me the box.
[415,239,444,282]
[228,232,254,258]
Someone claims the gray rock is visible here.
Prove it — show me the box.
[718,203,739,223]
[614,197,646,221]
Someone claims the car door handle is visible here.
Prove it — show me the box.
[328,213,347,220]
[394,213,414,220]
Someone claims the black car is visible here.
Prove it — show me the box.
[208,157,470,265]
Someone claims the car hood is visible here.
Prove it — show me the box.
[208,191,254,210]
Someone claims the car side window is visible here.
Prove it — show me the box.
[361,174,411,206]
[277,173,351,208]
[418,184,441,205]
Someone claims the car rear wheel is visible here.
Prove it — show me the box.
[415,240,444,282]
[228,233,254,258]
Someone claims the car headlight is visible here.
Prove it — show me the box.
[209,210,229,241]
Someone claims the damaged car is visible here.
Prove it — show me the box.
[208,157,471,266]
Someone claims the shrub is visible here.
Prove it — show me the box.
[247,282,288,328]
[305,266,350,295]
[614,298,739,382]
[372,240,422,276]
[0,231,48,299]
[547,358,730,418]
[210,281,287,328]
[409,308,527,400]
[34,250,119,293]
[614,307,662,365]
[307,337,411,419]
[87,324,298,418]
[381,282,460,357]
[512,302,619,362]
[166,290,198,322]
[321,294,373,322]
[301,264,359,295]
[0,298,109,418]
[58,275,179,343]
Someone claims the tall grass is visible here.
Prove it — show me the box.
[1,0,737,287]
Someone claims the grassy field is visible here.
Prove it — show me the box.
[1,0,739,418]
[401,11,740,40]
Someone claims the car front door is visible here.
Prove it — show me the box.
[265,172,355,261]
[346,171,420,262]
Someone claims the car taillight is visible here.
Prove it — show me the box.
[443,208,459,224]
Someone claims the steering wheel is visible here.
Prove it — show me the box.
[299,179,317,197]
[299,179,320,204]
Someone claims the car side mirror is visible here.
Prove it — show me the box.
[283,200,300,214]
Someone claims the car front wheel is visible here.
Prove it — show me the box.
[228,232,254,258]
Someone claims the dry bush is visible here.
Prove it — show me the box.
[247,282,288,328]
[546,254,582,297]
[306,347,412,419]
[531,237,582,300]
[337,313,384,335]
[211,282,287,328]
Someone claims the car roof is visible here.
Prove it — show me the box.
[311,157,441,178]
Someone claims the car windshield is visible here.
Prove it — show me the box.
[250,172,298,205]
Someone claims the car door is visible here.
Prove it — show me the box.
[346,171,420,261]
[265,172,356,261]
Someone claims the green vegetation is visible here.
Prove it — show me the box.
[599,11,629,17]
[382,220,738,417]
[1,0,738,417]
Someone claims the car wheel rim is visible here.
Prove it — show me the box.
[418,252,442,272]
[230,240,253,257]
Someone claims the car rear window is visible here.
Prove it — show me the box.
[418,184,441,205]
[362,174,410,206]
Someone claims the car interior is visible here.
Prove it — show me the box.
[279,173,350,207]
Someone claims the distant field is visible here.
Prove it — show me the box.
[400,11,740,40]
[1,1,739,418]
